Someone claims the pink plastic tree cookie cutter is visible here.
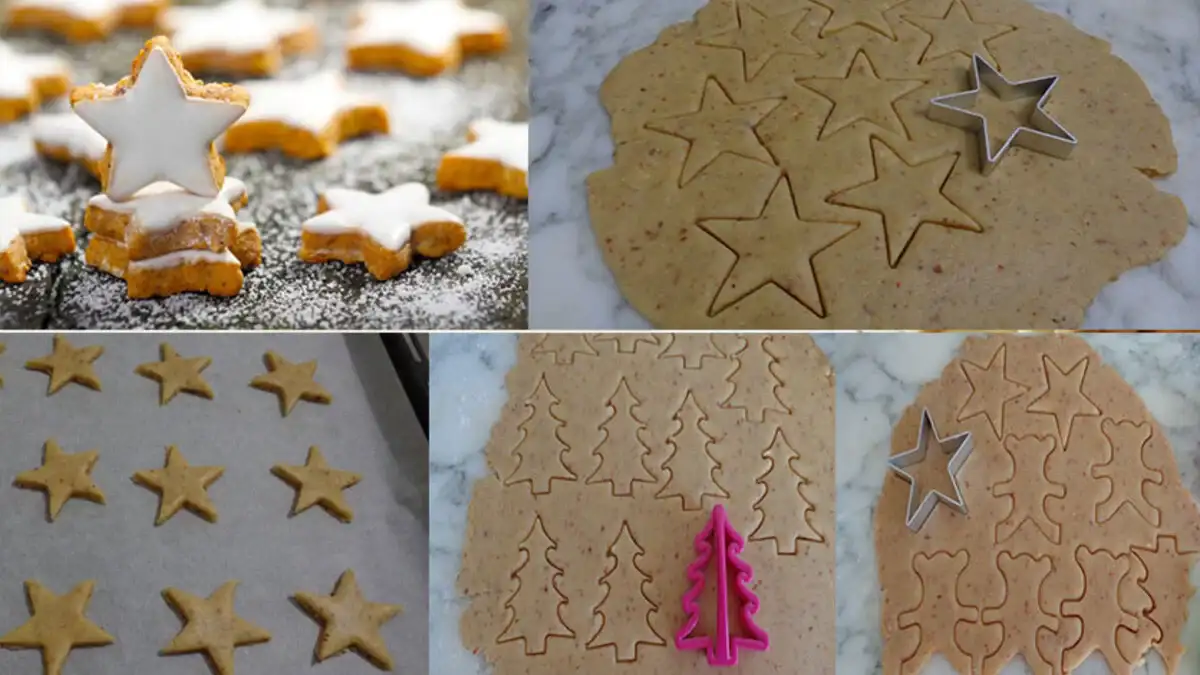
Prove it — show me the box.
[675,503,769,666]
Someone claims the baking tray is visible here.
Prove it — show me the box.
[0,332,428,674]
[0,0,529,329]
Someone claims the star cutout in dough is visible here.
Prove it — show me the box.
[71,37,249,200]
[0,579,114,675]
[135,343,214,405]
[699,176,855,317]
[827,138,980,267]
[14,439,106,521]
[161,580,271,675]
[798,50,925,140]
[957,344,1028,440]
[132,445,225,525]
[249,350,332,416]
[697,3,817,80]
[1026,354,1100,448]
[809,0,908,39]
[272,446,362,522]
[904,0,1014,65]
[293,569,402,670]
[644,78,781,185]
[25,335,104,395]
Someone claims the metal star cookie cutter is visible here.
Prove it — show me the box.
[927,53,1076,175]
[887,408,974,531]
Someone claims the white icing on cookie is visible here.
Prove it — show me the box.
[89,177,247,231]
[0,41,70,100]
[6,0,152,20]
[163,0,315,54]
[128,248,239,270]
[348,0,505,56]
[302,183,461,250]
[447,118,528,173]
[30,112,106,161]
[234,71,378,133]
[0,194,70,249]
[72,45,248,200]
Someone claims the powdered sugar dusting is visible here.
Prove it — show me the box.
[0,0,527,328]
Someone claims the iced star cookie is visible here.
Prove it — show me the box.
[71,36,250,200]
[0,194,77,283]
[31,112,106,179]
[346,0,509,76]
[159,0,319,77]
[223,71,389,160]
[300,183,466,280]
[5,0,167,43]
[0,42,71,124]
[437,118,527,199]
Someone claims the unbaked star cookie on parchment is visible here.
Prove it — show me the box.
[132,445,225,525]
[25,335,103,394]
[0,579,114,675]
[250,350,332,416]
[293,569,402,670]
[160,580,271,675]
[14,439,106,521]
[135,343,214,405]
[271,446,361,522]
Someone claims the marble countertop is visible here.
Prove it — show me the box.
[430,332,1200,675]
[529,0,1200,329]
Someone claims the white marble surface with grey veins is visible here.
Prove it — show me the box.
[529,0,1200,328]
[430,333,1200,675]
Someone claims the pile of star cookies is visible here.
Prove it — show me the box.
[0,0,528,292]
[2,336,404,674]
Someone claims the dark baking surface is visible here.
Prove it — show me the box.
[0,0,529,329]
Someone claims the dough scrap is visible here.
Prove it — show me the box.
[875,334,1200,675]
[459,333,835,675]
[587,0,1185,328]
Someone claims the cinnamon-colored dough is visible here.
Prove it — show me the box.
[587,0,1185,328]
[875,334,1200,675]
[459,333,834,674]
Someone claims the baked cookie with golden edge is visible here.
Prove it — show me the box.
[70,36,249,200]
[124,249,245,299]
[250,350,333,416]
[271,446,362,522]
[136,343,214,404]
[223,71,388,160]
[161,580,271,675]
[293,570,403,670]
[0,42,71,125]
[5,0,166,42]
[159,0,319,78]
[586,0,1188,329]
[25,335,103,394]
[31,112,107,179]
[301,183,466,280]
[14,439,106,521]
[0,580,114,675]
[0,195,77,283]
[347,0,509,76]
[132,445,224,525]
[437,118,528,200]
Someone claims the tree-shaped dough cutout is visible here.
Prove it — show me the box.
[657,391,729,511]
[749,427,824,552]
[660,334,725,369]
[532,334,598,365]
[586,377,656,495]
[505,375,577,495]
[677,504,769,666]
[586,521,667,661]
[722,336,788,422]
[497,515,575,654]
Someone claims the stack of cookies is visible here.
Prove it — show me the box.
[71,36,262,299]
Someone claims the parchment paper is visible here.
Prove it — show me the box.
[0,332,428,674]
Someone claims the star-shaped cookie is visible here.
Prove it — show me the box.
[133,445,225,525]
[1027,354,1100,448]
[249,350,332,416]
[160,0,318,77]
[293,569,402,670]
[697,2,816,80]
[70,36,250,200]
[0,41,71,124]
[25,335,104,394]
[136,343,214,404]
[346,0,509,76]
[798,50,925,140]
[0,579,114,675]
[0,194,76,283]
[436,119,529,200]
[161,580,271,675]
[14,439,106,521]
[272,446,361,522]
[904,0,1014,65]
